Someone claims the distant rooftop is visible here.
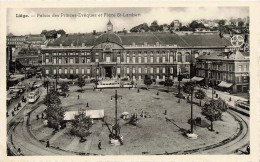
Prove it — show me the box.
[47,32,232,48]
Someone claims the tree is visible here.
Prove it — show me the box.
[170,21,175,29]
[44,89,64,131]
[60,82,69,94]
[189,21,199,29]
[218,20,225,26]
[77,76,85,92]
[144,75,152,90]
[183,81,195,96]
[41,30,48,36]
[44,89,61,108]
[150,20,159,32]
[195,89,206,106]
[71,110,92,142]
[164,78,174,92]
[202,98,228,121]
[238,21,244,27]
[57,29,66,35]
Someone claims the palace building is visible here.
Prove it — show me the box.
[41,21,233,81]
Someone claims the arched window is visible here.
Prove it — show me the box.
[177,52,182,62]
[185,52,190,62]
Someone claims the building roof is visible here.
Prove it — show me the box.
[196,50,248,61]
[47,32,232,48]
[94,33,122,45]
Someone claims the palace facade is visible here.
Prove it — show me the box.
[41,21,233,81]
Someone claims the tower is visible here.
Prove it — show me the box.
[107,20,113,32]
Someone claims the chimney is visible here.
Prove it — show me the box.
[71,43,73,47]
[82,43,85,47]
[132,42,135,46]
[60,43,62,47]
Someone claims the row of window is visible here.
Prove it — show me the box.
[45,55,191,64]
[196,63,249,72]
[117,67,175,74]
[45,67,175,75]
[7,38,26,41]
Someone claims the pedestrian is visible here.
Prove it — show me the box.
[247,145,250,154]
[86,102,89,107]
[14,106,16,111]
[17,148,21,155]
[157,92,159,96]
[12,110,14,116]
[164,110,167,115]
[36,114,39,120]
[229,97,232,101]
[6,112,9,117]
[129,87,130,90]
[78,95,79,100]
[98,140,101,150]
[42,113,44,119]
[46,139,50,148]
[137,88,140,93]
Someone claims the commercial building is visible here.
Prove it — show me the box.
[6,33,26,49]
[195,50,249,93]
[41,21,233,81]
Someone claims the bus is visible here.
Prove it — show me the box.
[28,89,40,103]
[96,80,121,89]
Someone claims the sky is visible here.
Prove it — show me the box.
[7,7,249,35]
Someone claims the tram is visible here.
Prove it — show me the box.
[96,80,121,89]
[28,89,40,103]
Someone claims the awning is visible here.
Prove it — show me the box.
[218,81,233,88]
[64,110,104,120]
[191,77,204,82]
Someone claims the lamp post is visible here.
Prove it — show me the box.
[190,81,194,134]
[177,68,182,103]
[110,90,123,142]
[209,64,214,132]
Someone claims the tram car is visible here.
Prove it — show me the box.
[28,89,40,103]
[122,82,133,88]
[96,80,121,89]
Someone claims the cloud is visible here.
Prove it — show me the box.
[7,7,249,35]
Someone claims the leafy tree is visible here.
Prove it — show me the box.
[195,89,206,106]
[77,76,85,92]
[44,89,61,107]
[41,30,48,36]
[45,104,65,131]
[170,21,175,29]
[144,75,152,90]
[182,81,195,95]
[164,78,174,92]
[60,82,69,93]
[150,20,159,32]
[71,110,92,142]
[202,98,228,121]
[44,89,64,131]
[238,21,244,27]
[189,21,199,29]
[57,29,66,35]
[218,20,225,26]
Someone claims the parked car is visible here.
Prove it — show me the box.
[159,81,165,85]
[33,82,42,88]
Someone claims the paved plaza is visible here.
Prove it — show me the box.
[27,85,241,155]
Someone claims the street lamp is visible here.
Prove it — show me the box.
[110,90,123,144]
[177,68,182,103]
[190,81,195,134]
[209,64,214,132]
